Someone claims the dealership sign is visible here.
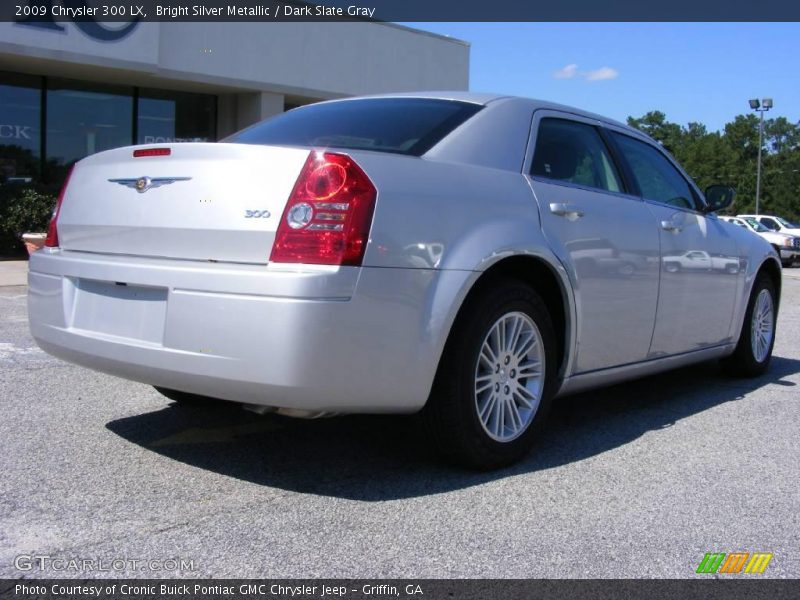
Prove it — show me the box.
[0,125,33,140]
[15,0,139,41]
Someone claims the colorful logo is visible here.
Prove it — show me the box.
[696,552,773,574]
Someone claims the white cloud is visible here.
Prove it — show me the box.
[553,64,620,82]
[553,64,578,79]
[584,67,619,82]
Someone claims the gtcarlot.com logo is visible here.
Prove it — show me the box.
[696,552,773,574]
[14,554,196,573]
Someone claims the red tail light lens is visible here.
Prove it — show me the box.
[133,147,171,158]
[271,152,377,266]
[45,166,74,248]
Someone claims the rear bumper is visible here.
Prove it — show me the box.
[28,250,470,413]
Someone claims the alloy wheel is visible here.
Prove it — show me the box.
[474,311,545,442]
[750,288,774,363]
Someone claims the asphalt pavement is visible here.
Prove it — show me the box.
[1,270,799,578]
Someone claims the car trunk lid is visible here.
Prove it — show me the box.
[57,143,309,264]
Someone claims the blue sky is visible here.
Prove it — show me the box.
[402,23,800,132]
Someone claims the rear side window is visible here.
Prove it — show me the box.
[531,118,622,193]
[611,133,698,211]
[226,98,482,156]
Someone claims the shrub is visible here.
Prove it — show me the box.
[0,184,58,256]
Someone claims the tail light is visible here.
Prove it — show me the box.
[45,166,74,248]
[271,152,377,266]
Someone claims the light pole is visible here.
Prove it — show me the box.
[749,98,773,215]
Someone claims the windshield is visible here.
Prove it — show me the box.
[226,98,483,156]
[743,217,770,232]
[776,217,799,229]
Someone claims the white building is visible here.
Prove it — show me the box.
[0,20,469,184]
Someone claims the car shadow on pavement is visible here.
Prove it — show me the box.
[106,355,800,501]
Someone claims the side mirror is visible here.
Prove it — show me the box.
[704,185,735,214]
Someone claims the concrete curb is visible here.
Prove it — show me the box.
[0,261,28,287]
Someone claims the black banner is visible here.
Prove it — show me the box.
[3,580,800,600]
[3,0,800,23]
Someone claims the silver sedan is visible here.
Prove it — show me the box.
[28,92,781,468]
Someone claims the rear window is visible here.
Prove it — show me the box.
[226,98,482,156]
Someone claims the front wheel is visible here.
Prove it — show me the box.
[722,274,777,377]
[422,280,558,469]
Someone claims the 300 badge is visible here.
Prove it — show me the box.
[244,210,271,218]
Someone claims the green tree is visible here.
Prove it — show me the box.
[626,111,684,153]
[627,110,800,220]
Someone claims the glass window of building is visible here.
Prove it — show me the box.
[45,79,133,182]
[137,89,215,144]
[0,72,42,184]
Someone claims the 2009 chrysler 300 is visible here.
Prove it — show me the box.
[28,93,781,468]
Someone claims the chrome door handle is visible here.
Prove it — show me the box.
[661,220,682,233]
[549,203,585,220]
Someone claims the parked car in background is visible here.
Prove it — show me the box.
[27,93,783,469]
[739,214,800,237]
[661,249,740,274]
[720,215,800,267]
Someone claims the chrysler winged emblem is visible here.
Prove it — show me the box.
[108,176,191,193]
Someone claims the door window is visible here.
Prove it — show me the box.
[531,118,622,193]
[46,79,133,183]
[760,217,780,231]
[0,72,41,183]
[611,132,697,210]
[137,89,216,145]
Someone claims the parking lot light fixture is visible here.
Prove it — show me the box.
[750,97,773,215]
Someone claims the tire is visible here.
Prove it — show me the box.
[421,280,558,469]
[154,386,220,406]
[722,274,777,377]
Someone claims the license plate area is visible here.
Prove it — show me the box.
[70,278,168,345]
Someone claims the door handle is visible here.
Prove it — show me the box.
[549,203,585,220]
[661,220,682,233]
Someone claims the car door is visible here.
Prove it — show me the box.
[526,113,660,373]
[607,129,740,357]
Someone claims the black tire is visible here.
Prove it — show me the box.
[154,386,220,406]
[722,274,777,377]
[421,280,558,470]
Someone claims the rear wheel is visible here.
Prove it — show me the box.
[722,274,777,377]
[422,280,558,469]
[154,386,219,406]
